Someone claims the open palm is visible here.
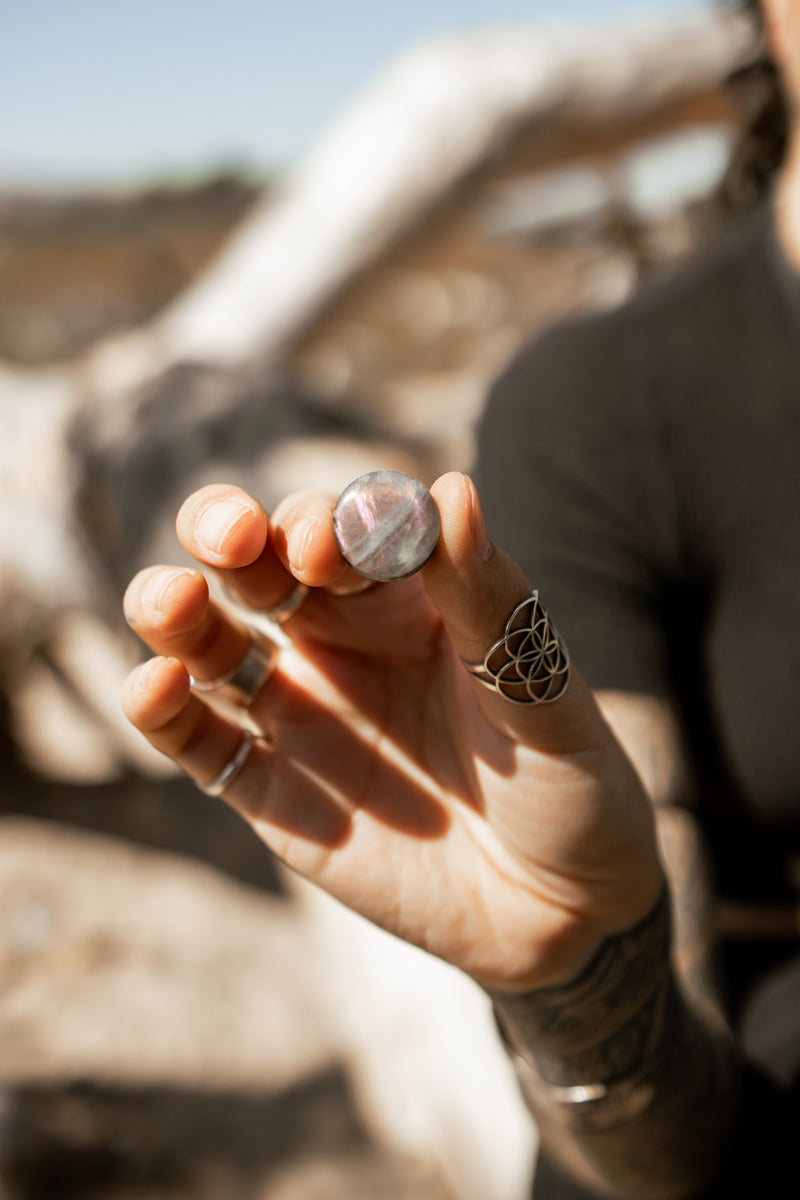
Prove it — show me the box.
[123,473,662,992]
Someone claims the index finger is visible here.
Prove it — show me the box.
[176,484,370,612]
[176,484,297,612]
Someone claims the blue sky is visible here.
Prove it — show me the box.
[2,0,709,187]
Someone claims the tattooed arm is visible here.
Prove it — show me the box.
[490,693,740,1200]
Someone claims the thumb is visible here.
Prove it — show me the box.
[423,472,607,752]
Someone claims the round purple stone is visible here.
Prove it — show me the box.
[332,470,441,582]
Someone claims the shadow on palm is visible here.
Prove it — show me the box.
[243,624,515,852]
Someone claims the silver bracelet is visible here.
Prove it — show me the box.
[508,1040,675,1132]
[489,888,675,1132]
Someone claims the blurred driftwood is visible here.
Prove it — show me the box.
[154,9,752,367]
[1,8,754,662]
[84,9,753,464]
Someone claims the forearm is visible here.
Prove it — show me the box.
[488,886,741,1199]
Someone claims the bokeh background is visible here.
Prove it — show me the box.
[0,2,759,1197]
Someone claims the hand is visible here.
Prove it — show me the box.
[122,472,662,992]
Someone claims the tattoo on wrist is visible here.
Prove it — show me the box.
[487,879,740,1193]
[491,889,672,1086]
[487,890,681,1130]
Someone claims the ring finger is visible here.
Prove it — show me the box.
[123,564,262,692]
[122,656,352,860]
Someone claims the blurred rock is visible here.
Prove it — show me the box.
[0,820,329,1089]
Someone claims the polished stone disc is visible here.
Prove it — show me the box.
[332,470,441,581]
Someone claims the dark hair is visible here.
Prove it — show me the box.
[719,0,789,209]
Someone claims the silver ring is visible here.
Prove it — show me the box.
[264,581,310,624]
[218,579,310,626]
[190,640,276,707]
[200,733,255,797]
[461,591,570,705]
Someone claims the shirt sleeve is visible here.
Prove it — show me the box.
[473,310,684,698]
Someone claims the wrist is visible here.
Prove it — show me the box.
[485,886,674,1127]
[477,864,667,995]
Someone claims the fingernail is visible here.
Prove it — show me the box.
[288,517,318,575]
[466,476,492,561]
[195,499,251,555]
[130,658,161,692]
[140,567,193,614]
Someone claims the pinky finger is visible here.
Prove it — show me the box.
[121,659,351,865]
